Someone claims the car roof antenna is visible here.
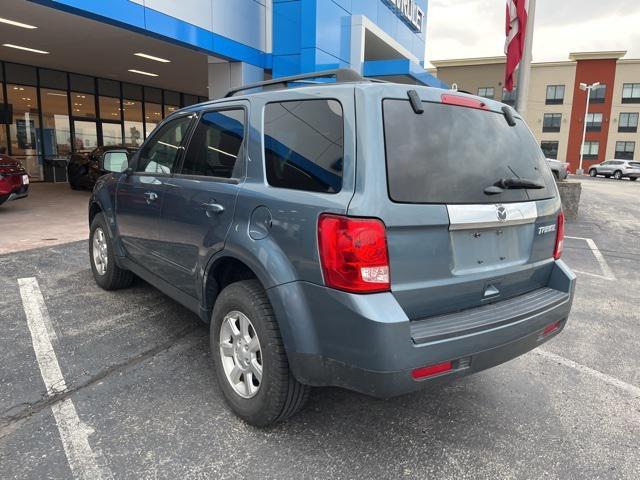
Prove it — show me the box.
[407,90,424,114]
[502,106,516,127]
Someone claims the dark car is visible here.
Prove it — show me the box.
[0,153,29,206]
[68,146,136,190]
[88,70,575,426]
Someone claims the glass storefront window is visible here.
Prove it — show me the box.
[71,92,96,118]
[73,120,98,152]
[123,99,143,147]
[0,82,7,154]
[99,96,121,121]
[164,105,179,118]
[40,88,71,157]
[7,84,41,179]
[144,102,162,138]
[102,122,123,146]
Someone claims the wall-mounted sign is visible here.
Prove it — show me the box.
[383,0,425,33]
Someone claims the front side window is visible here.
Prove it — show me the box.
[543,113,562,132]
[590,84,606,103]
[582,141,599,160]
[135,115,192,174]
[546,85,565,105]
[619,112,639,132]
[180,109,245,179]
[264,99,344,193]
[586,112,603,132]
[615,141,635,160]
[541,141,559,159]
[622,83,640,103]
[478,87,495,99]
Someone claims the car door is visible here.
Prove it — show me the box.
[116,114,195,276]
[599,161,611,174]
[152,106,248,298]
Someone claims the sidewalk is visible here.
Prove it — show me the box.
[0,183,91,254]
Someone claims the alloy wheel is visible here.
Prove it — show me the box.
[219,310,263,398]
[92,227,109,276]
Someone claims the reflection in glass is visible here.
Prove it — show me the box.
[7,84,42,179]
[99,96,121,121]
[102,122,123,146]
[71,92,96,118]
[73,120,98,151]
[0,82,7,153]
[123,99,143,147]
[164,104,179,118]
[40,88,71,157]
[144,102,162,138]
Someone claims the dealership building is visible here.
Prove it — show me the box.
[431,51,640,173]
[0,0,442,181]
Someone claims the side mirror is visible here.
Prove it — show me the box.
[102,151,130,173]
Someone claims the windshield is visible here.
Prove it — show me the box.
[383,99,556,204]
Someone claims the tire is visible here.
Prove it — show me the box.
[553,171,559,180]
[589,169,597,177]
[0,195,7,206]
[613,170,623,180]
[211,280,309,427]
[631,177,638,181]
[69,182,79,190]
[89,213,134,290]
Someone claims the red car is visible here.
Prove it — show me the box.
[0,154,29,206]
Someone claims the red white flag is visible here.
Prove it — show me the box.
[505,0,528,92]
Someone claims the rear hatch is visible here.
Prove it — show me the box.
[365,93,560,320]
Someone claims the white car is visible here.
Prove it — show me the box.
[589,160,640,181]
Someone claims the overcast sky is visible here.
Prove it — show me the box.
[425,0,640,65]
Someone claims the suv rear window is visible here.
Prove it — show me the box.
[383,99,556,204]
[264,99,343,193]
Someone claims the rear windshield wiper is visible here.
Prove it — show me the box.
[484,177,545,195]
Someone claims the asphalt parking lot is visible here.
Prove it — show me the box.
[1,176,639,480]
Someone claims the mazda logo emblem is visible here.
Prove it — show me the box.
[496,205,507,222]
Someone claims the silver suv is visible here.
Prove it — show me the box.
[589,160,640,180]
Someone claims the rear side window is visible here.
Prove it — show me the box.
[136,115,192,174]
[264,99,344,193]
[383,99,556,204]
[181,109,245,178]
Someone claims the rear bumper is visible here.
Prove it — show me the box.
[268,260,575,398]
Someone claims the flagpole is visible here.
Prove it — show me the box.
[515,0,536,115]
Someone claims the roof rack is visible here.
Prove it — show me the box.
[224,68,365,97]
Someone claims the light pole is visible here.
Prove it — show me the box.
[577,82,600,175]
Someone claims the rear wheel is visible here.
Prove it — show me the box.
[631,177,638,181]
[89,214,134,290]
[613,170,623,180]
[589,169,597,177]
[0,195,7,206]
[211,280,309,426]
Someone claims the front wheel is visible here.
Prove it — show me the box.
[613,170,623,180]
[211,280,309,426]
[89,214,134,290]
[589,169,597,177]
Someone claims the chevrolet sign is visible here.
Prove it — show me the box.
[383,0,425,33]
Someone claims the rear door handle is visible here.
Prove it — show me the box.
[144,192,158,204]
[201,202,225,215]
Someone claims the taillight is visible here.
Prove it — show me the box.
[553,211,565,260]
[317,214,390,293]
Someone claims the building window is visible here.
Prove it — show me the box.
[6,84,41,178]
[615,141,635,160]
[502,88,516,106]
[622,83,640,103]
[582,141,599,160]
[619,112,639,133]
[477,87,495,99]
[585,112,603,132]
[589,84,606,103]
[546,85,565,105]
[541,141,559,159]
[543,113,562,132]
[40,88,71,157]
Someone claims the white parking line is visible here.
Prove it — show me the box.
[18,277,112,480]
[536,349,640,398]
[566,236,617,281]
